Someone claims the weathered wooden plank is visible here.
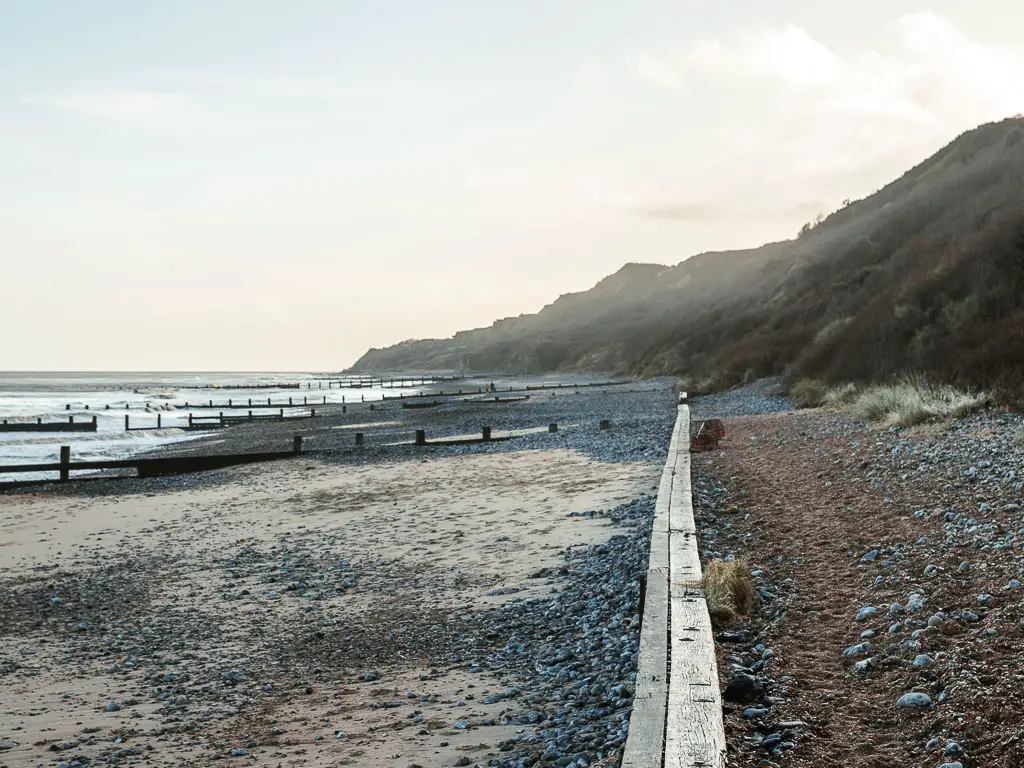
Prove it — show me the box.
[664,586,727,768]
[665,402,727,768]
[623,405,686,768]
[622,566,669,768]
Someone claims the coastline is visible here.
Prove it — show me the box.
[0,381,675,767]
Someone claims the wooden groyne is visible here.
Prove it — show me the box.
[0,436,304,489]
[379,379,635,402]
[622,396,726,768]
[121,411,318,431]
[181,382,302,390]
[179,396,329,409]
[1,416,98,433]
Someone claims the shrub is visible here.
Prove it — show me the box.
[814,316,853,346]
[790,378,829,408]
[848,377,988,426]
[703,559,756,625]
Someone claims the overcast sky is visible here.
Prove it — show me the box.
[3,1,1023,370]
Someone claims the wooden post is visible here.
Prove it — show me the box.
[279,408,284,418]
[369,403,375,411]
[293,435,303,454]
[355,432,364,448]
[549,423,558,432]
[342,395,346,404]
[37,417,42,424]
[66,403,70,410]
[415,429,426,446]
[189,413,194,428]
[59,446,70,481]
[248,398,252,407]
[248,410,253,421]
[125,414,129,431]
[289,397,293,405]
[92,415,97,427]
[342,404,347,413]
[482,426,492,442]
[69,415,74,424]
[361,395,365,402]
[209,399,213,407]
[268,397,272,406]
[323,396,327,405]
[229,399,233,406]
[157,413,162,429]
[311,408,316,417]
[219,412,224,426]
[304,396,308,405]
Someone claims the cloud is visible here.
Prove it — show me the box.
[631,12,1024,221]
[634,200,826,223]
[686,24,841,87]
[635,54,685,91]
[636,202,723,221]
[25,87,238,136]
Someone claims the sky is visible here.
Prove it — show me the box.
[2,1,1024,371]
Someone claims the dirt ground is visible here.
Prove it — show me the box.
[694,408,1024,767]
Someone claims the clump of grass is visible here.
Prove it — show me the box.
[789,378,829,408]
[825,382,860,406]
[703,559,756,625]
[848,376,988,426]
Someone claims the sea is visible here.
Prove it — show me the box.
[0,372,423,482]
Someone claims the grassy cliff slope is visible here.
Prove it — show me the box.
[351,117,1024,394]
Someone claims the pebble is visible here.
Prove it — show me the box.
[843,642,872,658]
[896,692,933,709]
[855,606,878,622]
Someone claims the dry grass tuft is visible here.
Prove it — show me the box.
[790,378,829,408]
[825,382,860,406]
[703,559,756,625]
[848,376,988,426]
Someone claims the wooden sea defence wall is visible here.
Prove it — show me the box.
[622,400,726,768]
[0,437,304,488]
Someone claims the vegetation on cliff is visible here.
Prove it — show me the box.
[351,117,1024,397]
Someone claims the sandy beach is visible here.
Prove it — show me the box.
[0,382,675,767]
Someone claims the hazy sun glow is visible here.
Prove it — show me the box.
[2,1,1022,370]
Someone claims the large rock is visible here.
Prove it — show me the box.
[723,672,764,704]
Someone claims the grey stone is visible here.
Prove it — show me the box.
[855,606,878,622]
[896,692,932,709]
[843,642,872,658]
[723,673,764,704]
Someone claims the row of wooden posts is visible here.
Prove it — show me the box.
[60,380,628,414]
[29,436,305,482]
[3,414,614,486]
[125,409,318,431]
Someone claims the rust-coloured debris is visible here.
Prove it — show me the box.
[705,419,726,439]
[690,419,725,452]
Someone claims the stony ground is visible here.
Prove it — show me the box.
[690,382,1024,768]
[0,381,676,768]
